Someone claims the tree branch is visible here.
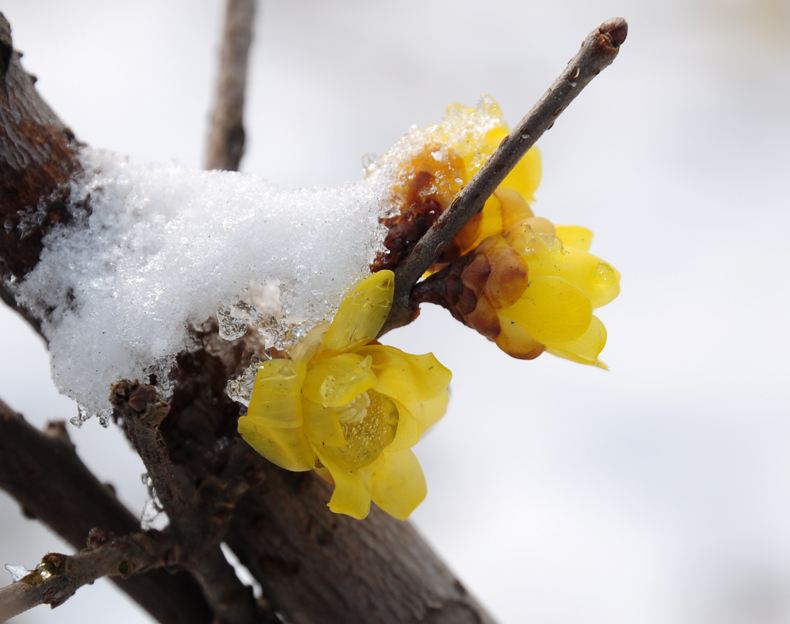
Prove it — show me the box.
[112,380,274,624]
[380,17,628,336]
[0,398,213,623]
[0,531,181,622]
[206,0,257,171]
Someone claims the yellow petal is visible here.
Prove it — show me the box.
[501,145,542,203]
[405,390,449,433]
[500,276,592,344]
[387,400,422,453]
[526,247,620,309]
[302,353,377,407]
[370,449,427,521]
[316,449,371,519]
[356,345,452,404]
[303,400,346,448]
[247,359,307,428]
[493,316,546,360]
[238,417,316,472]
[476,195,505,246]
[555,225,593,252]
[546,315,609,369]
[495,187,535,230]
[290,321,330,362]
[320,270,394,353]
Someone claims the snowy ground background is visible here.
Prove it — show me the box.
[1,0,789,623]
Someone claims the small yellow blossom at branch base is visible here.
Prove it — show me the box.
[238,270,452,520]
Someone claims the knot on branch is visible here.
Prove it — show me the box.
[110,380,171,429]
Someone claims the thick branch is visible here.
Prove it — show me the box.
[380,17,628,336]
[206,0,257,171]
[0,399,212,624]
[0,531,180,622]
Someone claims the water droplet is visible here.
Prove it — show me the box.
[595,262,617,286]
[520,133,531,140]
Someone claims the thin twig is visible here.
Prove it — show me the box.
[206,0,257,171]
[379,17,628,336]
[0,531,181,622]
[0,398,213,624]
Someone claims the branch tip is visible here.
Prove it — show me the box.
[599,17,628,48]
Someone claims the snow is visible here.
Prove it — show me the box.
[14,148,393,423]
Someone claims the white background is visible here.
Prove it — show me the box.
[1,1,789,622]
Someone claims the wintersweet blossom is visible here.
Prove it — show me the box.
[426,217,620,367]
[495,219,620,367]
[238,270,451,520]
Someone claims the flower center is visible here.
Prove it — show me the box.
[335,392,371,424]
[321,390,399,472]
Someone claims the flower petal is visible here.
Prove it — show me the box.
[387,400,422,453]
[526,247,620,309]
[316,449,372,519]
[356,345,452,404]
[500,276,592,344]
[302,353,377,407]
[247,359,307,428]
[290,321,330,363]
[405,390,449,433]
[494,315,546,360]
[546,315,609,369]
[320,270,394,353]
[370,449,427,521]
[555,225,593,252]
[483,128,542,203]
[303,400,346,448]
[495,187,535,230]
[238,417,316,472]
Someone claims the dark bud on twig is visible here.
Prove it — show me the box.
[599,17,628,48]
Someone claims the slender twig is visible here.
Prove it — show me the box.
[379,17,628,336]
[206,0,257,171]
[0,398,213,624]
[0,531,181,622]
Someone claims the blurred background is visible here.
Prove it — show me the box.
[1,0,789,622]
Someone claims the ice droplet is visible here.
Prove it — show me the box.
[594,261,617,285]
[5,564,31,583]
[361,153,379,176]
[140,473,169,530]
[217,305,250,341]
[70,404,91,428]
[226,360,262,407]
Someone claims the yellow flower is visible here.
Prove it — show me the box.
[440,99,542,263]
[417,216,620,368]
[238,270,451,520]
[372,96,542,272]
[495,219,620,368]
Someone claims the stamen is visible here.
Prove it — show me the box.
[335,392,371,424]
